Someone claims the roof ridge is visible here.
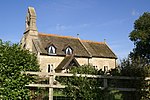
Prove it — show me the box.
[104,43,117,59]
[39,33,105,44]
[78,38,92,57]
[81,39,105,44]
[38,33,78,39]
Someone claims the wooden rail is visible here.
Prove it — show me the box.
[23,71,150,80]
[22,71,150,100]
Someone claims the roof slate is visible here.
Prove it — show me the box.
[55,55,80,71]
[82,41,117,58]
[38,33,90,57]
[33,33,117,58]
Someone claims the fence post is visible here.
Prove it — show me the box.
[49,74,54,100]
[103,72,109,100]
[104,70,108,88]
[104,77,108,88]
[49,65,54,100]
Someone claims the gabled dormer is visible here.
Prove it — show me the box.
[48,45,56,55]
[65,46,73,55]
[46,43,57,55]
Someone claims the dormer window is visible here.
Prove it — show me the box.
[48,45,56,54]
[65,47,73,55]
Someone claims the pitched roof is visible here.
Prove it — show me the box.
[38,33,90,57]
[82,40,117,58]
[33,33,117,58]
[55,55,80,71]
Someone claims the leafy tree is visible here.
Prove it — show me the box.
[0,39,40,99]
[56,65,101,100]
[119,58,150,100]
[129,12,150,62]
[56,65,120,100]
[119,12,150,100]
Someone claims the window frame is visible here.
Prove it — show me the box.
[65,47,73,55]
[48,45,56,55]
[47,64,54,73]
[104,66,108,73]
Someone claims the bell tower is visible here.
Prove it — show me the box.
[25,7,37,32]
[21,7,38,52]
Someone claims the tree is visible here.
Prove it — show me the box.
[56,65,120,100]
[119,12,150,99]
[129,12,150,62]
[56,65,102,100]
[119,58,150,100]
[0,39,40,99]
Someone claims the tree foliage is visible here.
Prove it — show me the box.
[119,58,150,100]
[129,12,150,61]
[0,39,40,99]
[56,65,100,100]
[56,65,120,100]
[120,12,150,99]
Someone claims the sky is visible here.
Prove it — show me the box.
[0,0,150,60]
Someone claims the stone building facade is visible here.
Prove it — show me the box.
[21,7,117,73]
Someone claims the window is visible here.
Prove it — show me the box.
[23,44,26,49]
[93,66,97,69]
[48,64,54,73]
[65,47,73,55]
[104,66,108,73]
[48,45,56,54]
[66,69,70,73]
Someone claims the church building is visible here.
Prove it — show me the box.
[20,7,117,73]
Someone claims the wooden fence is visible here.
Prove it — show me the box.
[22,71,150,100]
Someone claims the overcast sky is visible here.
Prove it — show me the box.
[0,0,150,60]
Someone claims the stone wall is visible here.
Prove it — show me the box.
[37,55,116,73]
[89,57,116,70]
[38,55,64,72]
[75,57,89,65]
[76,57,116,70]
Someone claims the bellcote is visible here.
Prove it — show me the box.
[21,7,38,52]
[25,7,37,32]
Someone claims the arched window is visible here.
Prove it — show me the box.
[65,47,73,55]
[48,45,56,54]
[48,64,54,73]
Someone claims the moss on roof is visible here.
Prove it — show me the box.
[33,33,117,58]
[55,55,80,71]
[38,33,90,57]
[82,41,117,58]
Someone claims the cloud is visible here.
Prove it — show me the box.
[80,24,90,27]
[56,24,68,31]
[131,9,139,16]
[56,23,90,32]
[97,19,127,28]
[48,0,93,12]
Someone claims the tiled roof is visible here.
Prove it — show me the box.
[33,33,117,58]
[38,33,90,57]
[82,41,117,58]
[55,55,80,71]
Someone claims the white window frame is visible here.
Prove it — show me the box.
[93,66,98,69]
[47,64,54,73]
[65,47,72,55]
[48,45,56,54]
[104,66,108,73]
